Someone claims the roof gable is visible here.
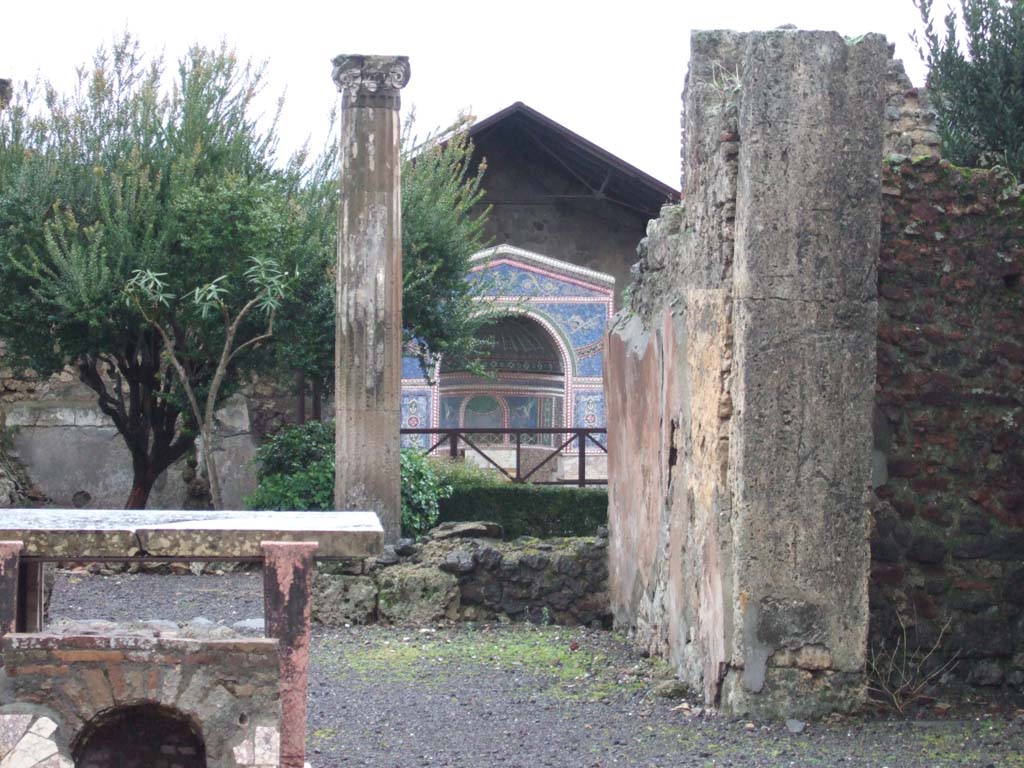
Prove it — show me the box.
[469,102,679,218]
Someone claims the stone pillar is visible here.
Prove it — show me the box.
[722,29,887,717]
[262,541,318,768]
[606,29,889,719]
[0,541,23,637]
[331,54,410,541]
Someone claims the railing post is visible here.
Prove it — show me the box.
[17,561,43,632]
[449,430,459,459]
[578,429,586,488]
[515,431,522,482]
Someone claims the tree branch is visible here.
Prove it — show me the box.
[226,310,275,368]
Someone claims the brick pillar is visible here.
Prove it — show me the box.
[331,54,410,542]
[262,541,318,768]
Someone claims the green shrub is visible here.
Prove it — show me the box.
[438,483,608,539]
[252,420,334,480]
[246,455,334,511]
[914,0,1024,175]
[400,450,452,538]
[430,457,505,490]
[246,420,453,537]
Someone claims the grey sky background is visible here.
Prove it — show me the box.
[4,1,940,188]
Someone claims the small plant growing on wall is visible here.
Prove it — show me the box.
[867,612,959,715]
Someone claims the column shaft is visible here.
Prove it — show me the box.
[332,54,410,542]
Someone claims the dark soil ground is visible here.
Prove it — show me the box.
[48,571,1024,768]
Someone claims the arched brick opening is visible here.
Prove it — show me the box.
[72,703,206,768]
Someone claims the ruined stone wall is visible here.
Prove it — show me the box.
[313,525,610,628]
[883,59,941,160]
[606,30,889,718]
[872,156,1024,689]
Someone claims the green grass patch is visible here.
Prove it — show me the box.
[311,727,336,742]
[314,625,646,702]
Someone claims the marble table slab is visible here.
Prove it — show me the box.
[0,510,384,559]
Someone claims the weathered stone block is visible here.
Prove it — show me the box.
[376,564,459,624]
[311,573,377,626]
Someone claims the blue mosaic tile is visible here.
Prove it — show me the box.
[469,263,607,298]
[401,255,612,446]
[574,391,606,430]
[402,355,427,380]
[533,302,607,345]
[400,391,432,449]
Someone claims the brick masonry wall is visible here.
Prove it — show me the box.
[873,156,1024,689]
[2,626,282,768]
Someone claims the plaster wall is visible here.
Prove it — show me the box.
[1,383,257,510]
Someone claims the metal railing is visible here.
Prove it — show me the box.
[399,427,608,487]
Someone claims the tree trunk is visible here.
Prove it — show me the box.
[124,469,158,510]
[77,333,197,511]
[296,371,307,424]
[311,379,323,422]
[201,422,224,511]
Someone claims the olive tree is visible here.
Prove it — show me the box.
[914,0,1024,175]
[0,36,303,508]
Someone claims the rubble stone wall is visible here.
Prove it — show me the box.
[872,156,1024,689]
[606,29,889,718]
[883,58,941,160]
[313,526,611,628]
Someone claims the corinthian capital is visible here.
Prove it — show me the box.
[331,55,410,109]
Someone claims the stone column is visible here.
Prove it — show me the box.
[0,541,23,637]
[262,541,318,768]
[332,54,410,541]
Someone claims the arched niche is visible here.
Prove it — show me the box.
[438,313,569,445]
[72,703,206,768]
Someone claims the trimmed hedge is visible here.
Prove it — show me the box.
[437,483,607,539]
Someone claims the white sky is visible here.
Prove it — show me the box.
[4,0,939,189]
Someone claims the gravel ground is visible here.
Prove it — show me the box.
[48,571,1024,768]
